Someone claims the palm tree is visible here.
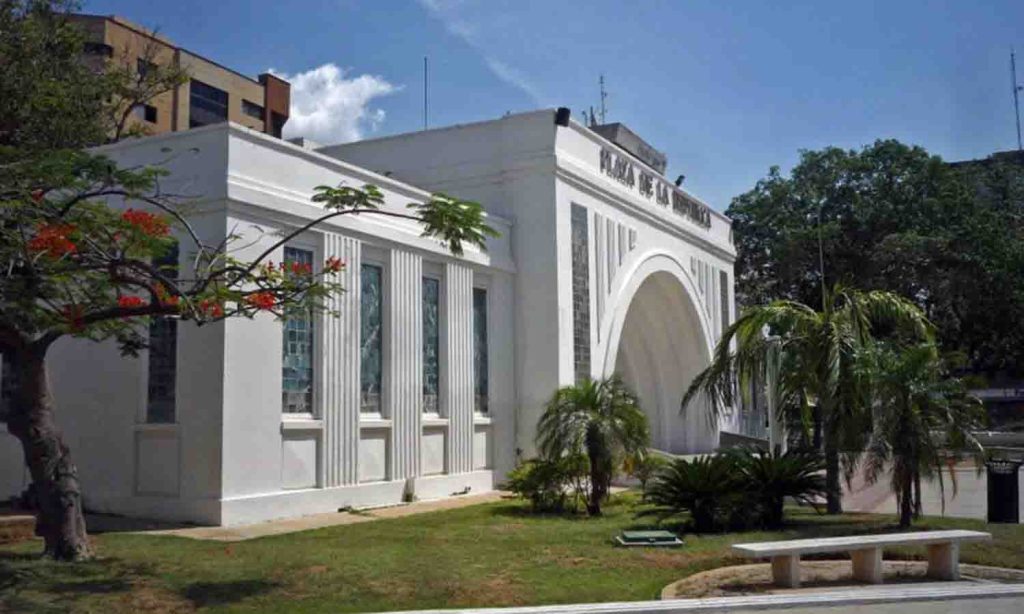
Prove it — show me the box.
[682,284,933,513]
[862,343,985,527]
[537,377,649,516]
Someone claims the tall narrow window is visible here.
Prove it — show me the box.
[473,287,488,414]
[570,204,591,383]
[282,247,315,414]
[422,277,440,413]
[147,244,178,423]
[719,269,730,336]
[361,264,384,414]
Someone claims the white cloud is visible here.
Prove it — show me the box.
[270,63,399,144]
[416,0,543,105]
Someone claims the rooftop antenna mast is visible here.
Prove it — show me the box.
[423,56,429,130]
[598,74,608,124]
[1013,48,1023,151]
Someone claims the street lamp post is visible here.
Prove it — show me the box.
[763,330,786,455]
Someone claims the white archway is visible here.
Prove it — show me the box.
[599,252,718,454]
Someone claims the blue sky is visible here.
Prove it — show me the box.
[84,0,1024,210]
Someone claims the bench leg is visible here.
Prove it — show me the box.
[851,548,884,584]
[926,543,960,580]
[771,554,801,588]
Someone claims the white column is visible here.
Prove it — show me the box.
[927,542,960,580]
[851,547,884,584]
[388,249,422,480]
[322,233,361,487]
[445,262,474,474]
[771,554,801,588]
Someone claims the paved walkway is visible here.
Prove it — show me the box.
[143,491,508,542]
[389,583,1024,613]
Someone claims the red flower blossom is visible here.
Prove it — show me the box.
[121,208,170,237]
[324,256,345,273]
[117,295,144,308]
[289,261,312,276]
[199,299,224,318]
[28,224,78,258]
[245,291,276,311]
[154,284,180,309]
[30,189,45,203]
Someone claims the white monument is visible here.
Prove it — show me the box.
[0,110,737,525]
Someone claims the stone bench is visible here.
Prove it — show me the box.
[731,530,991,588]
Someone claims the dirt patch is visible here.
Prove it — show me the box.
[662,560,1024,599]
[450,573,523,606]
[115,579,195,613]
[491,522,526,533]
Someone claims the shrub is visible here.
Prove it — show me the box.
[624,450,668,500]
[506,456,588,513]
[731,447,826,528]
[642,454,743,532]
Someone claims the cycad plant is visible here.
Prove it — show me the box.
[682,284,933,513]
[537,377,649,516]
[862,343,985,527]
[643,454,742,532]
[732,447,826,528]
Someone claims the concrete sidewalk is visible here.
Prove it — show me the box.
[389,583,1024,614]
[142,491,508,542]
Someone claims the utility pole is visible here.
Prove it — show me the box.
[598,75,608,124]
[1013,49,1023,151]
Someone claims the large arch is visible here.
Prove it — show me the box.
[599,252,718,454]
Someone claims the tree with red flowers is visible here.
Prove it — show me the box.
[0,1,497,561]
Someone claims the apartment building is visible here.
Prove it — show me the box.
[71,14,290,139]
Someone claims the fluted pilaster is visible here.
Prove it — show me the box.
[322,233,361,486]
[445,263,475,474]
[388,249,423,480]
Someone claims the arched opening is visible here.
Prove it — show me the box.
[606,268,716,454]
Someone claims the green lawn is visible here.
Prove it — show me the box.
[2,494,1024,613]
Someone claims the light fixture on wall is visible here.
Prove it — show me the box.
[555,107,571,127]
[675,175,685,186]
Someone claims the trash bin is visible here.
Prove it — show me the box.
[986,459,1022,523]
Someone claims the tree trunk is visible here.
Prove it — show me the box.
[823,435,842,514]
[913,471,922,519]
[5,351,91,561]
[899,472,914,528]
[584,428,609,516]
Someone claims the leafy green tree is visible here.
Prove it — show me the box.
[0,0,189,149]
[0,0,497,560]
[682,284,932,514]
[536,377,649,516]
[862,344,985,527]
[727,140,1024,377]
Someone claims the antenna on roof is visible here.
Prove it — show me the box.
[423,56,429,131]
[1012,48,1023,151]
[599,74,608,124]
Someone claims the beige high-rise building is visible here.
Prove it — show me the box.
[71,14,290,139]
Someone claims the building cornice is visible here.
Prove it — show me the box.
[554,157,736,262]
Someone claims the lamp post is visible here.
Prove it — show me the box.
[763,328,786,455]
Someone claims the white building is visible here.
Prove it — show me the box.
[0,110,738,526]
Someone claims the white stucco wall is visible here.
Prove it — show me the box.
[844,461,1024,523]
